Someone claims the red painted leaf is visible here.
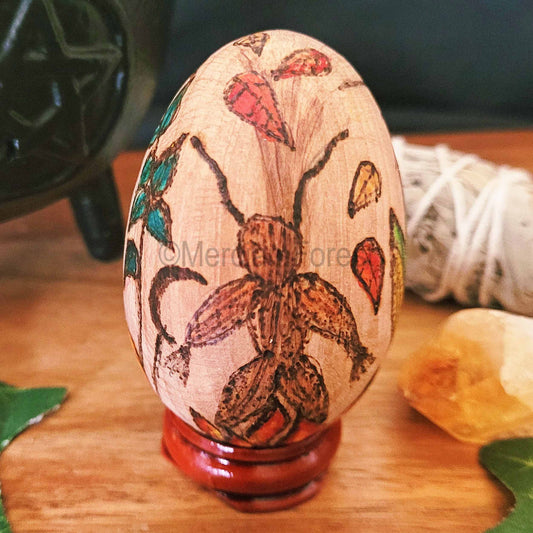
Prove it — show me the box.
[247,409,287,445]
[271,48,332,81]
[351,237,385,315]
[224,71,294,149]
[285,419,321,444]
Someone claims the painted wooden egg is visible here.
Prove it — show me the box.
[124,30,405,448]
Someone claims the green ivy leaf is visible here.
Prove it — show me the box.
[0,382,67,532]
[124,240,139,280]
[480,438,533,532]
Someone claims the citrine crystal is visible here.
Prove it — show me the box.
[399,309,533,443]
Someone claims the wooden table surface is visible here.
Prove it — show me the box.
[1,130,532,532]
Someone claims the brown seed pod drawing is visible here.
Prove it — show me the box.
[151,130,375,446]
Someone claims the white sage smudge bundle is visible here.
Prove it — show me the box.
[392,137,533,317]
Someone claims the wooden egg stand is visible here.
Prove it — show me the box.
[163,410,341,511]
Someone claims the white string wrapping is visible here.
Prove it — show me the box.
[392,136,533,317]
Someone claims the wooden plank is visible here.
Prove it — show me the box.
[1,129,531,532]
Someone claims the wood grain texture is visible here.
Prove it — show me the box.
[1,129,532,532]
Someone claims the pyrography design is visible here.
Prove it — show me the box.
[348,161,382,218]
[222,46,333,151]
[271,48,332,80]
[149,74,195,146]
[146,43,385,446]
[389,208,406,334]
[126,67,192,368]
[233,32,270,57]
[223,70,295,149]
[347,160,387,314]
[125,133,188,367]
[150,131,375,446]
[351,237,386,315]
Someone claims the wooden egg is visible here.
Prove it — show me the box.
[124,29,404,508]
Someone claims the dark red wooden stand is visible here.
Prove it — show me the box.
[162,409,341,512]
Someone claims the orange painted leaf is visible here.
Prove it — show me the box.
[271,48,332,81]
[224,71,294,149]
[190,407,224,441]
[348,161,382,218]
[190,408,248,446]
[233,32,270,56]
[351,237,385,315]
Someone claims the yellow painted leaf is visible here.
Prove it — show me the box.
[348,161,382,218]
[389,208,406,335]
[390,247,404,335]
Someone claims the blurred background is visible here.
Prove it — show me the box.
[1,0,532,260]
[133,0,533,146]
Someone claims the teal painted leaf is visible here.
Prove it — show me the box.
[151,155,176,194]
[124,240,139,280]
[150,74,195,145]
[150,101,178,146]
[149,100,179,146]
[130,189,148,224]
[480,438,533,532]
[0,382,67,532]
[147,201,173,250]
[139,157,153,186]
[160,98,180,130]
